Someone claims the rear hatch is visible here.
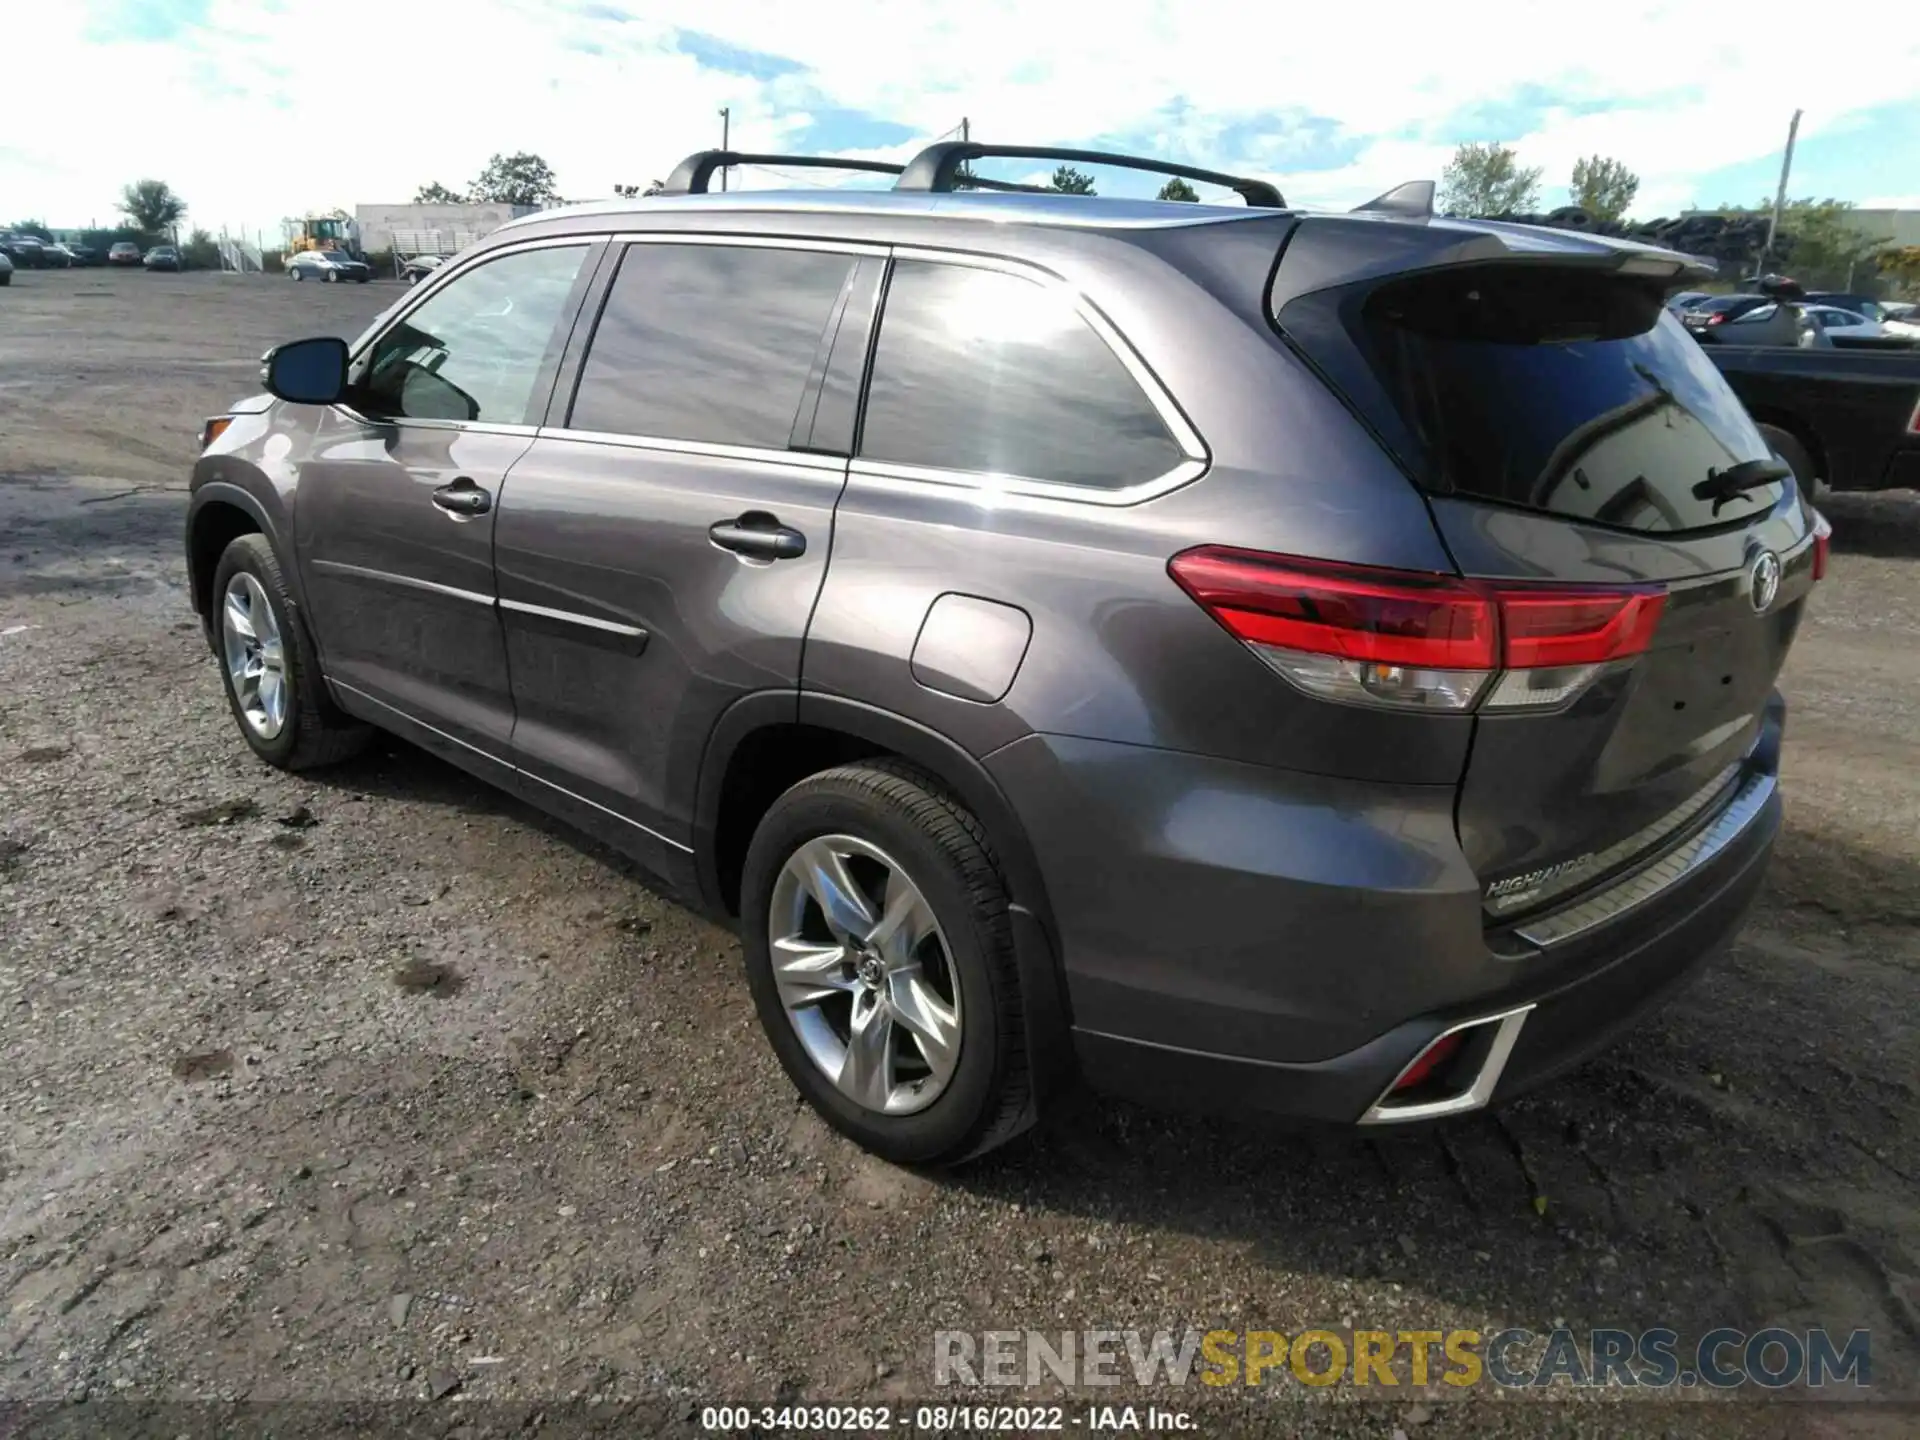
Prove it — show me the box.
[1274,240,1818,923]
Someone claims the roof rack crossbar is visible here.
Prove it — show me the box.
[659,149,1053,197]
[894,142,1286,208]
[661,151,908,196]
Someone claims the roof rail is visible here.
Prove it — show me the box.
[895,142,1287,208]
[1352,180,1434,219]
[660,149,1054,197]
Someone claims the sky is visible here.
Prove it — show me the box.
[5,1,1917,241]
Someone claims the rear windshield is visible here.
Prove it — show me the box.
[1278,264,1783,535]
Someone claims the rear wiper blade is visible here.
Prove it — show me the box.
[1693,458,1792,513]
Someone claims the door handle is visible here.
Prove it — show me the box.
[709,512,806,560]
[431,478,492,517]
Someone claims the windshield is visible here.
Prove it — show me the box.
[1278,263,1783,536]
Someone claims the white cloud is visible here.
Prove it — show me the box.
[4,1,1917,236]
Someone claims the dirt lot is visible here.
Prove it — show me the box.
[1,268,1917,1437]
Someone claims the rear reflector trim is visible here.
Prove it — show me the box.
[1359,1005,1534,1125]
[1810,509,1831,581]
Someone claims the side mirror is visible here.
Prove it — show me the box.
[262,336,348,405]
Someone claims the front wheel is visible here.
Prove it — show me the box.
[210,534,371,770]
[291,267,303,281]
[740,762,1034,1166]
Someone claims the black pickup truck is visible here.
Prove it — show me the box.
[1704,343,1920,494]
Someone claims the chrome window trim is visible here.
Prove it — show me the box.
[862,245,1210,507]
[848,456,1211,508]
[309,559,493,608]
[614,231,889,259]
[534,427,848,474]
[498,597,647,638]
[1512,771,1776,949]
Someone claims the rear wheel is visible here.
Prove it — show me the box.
[324,269,338,284]
[291,267,303,281]
[740,762,1034,1165]
[211,534,371,771]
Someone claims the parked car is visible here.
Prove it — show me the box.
[36,241,74,268]
[1681,293,1768,330]
[1721,302,1885,340]
[108,241,144,266]
[62,241,99,266]
[0,251,12,286]
[1704,341,1920,494]
[286,248,371,283]
[401,253,449,285]
[144,245,182,272]
[1805,292,1891,322]
[1881,305,1920,339]
[187,142,1816,1164]
[0,233,48,268]
[1666,289,1713,312]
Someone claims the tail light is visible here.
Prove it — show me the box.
[1168,547,1667,713]
[1391,1032,1463,1092]
[1810,509,1831,582]
[1705,312,1726,325]
[1908,393,1920,436]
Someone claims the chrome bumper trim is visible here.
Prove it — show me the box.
[1512,771,1776,949]
[1358,1005,1534,1125]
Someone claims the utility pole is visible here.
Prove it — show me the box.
[1758,108,1802,280]
[961,116,969,143]
[719,107,731,192]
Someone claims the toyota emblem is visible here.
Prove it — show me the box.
[1749,550,1782,614]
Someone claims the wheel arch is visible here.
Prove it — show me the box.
[695,692,1074,1097]
[186,482,302,629]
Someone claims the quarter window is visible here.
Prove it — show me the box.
[359,244,588,425]
[859,260,1188,491]
[567,243,857,449]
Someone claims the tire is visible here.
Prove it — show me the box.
[325,270,338,283]
[1757,422,1825,500]
[291,267,303,281]
[209,534,371,771]
[739,761,1034,1166]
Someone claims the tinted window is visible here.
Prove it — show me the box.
[361,244,587,425]
[1279,263,1781,534]
[568,244,855,448]
[859,261,1187,490]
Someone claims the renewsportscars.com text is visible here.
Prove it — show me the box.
[934,1326,1871,1390]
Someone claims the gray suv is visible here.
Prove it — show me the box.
[185,143,1823,1165]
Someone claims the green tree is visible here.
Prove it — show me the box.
[1877,245,1920,295]
[1438,142,1542,217]
[1050,165,1097,195]
[1569,155,1640,221]
[181,227,222,270]
[11,219,53,241]
[1711,197,1884,288]
[1156,178,1200,202]
[413,181,466,204]
[468,152,561,206]
[118,179,187,238]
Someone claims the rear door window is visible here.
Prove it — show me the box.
[566,243,856,449]
[1278,263,1783,534]
[859,259,1189,492]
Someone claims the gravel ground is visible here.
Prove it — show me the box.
[1,268,1917,1437]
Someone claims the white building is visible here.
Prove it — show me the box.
[354,202,542,258]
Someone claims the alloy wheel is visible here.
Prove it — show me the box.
[220,572,288,740]
[767,834,963,1115]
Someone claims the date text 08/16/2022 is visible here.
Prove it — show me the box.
[699,1405,1192,1433]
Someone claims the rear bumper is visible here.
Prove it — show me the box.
[990,702,1783,1126]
